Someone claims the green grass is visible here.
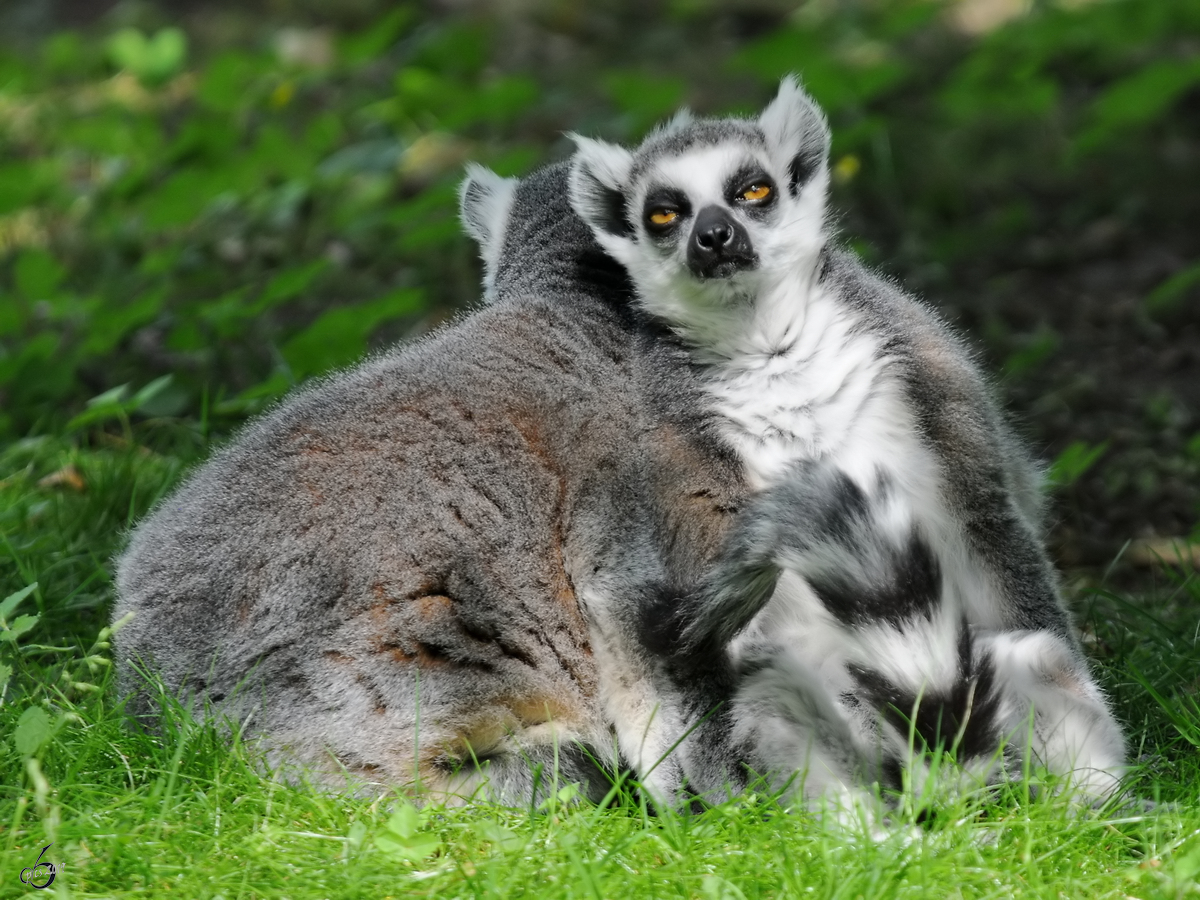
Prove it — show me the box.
[2,437,1200,899]
[2,684,1199,900]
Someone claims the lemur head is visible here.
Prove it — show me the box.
[461,161,632,305]
[568,77,831,334]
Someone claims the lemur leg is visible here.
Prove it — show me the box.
[644,458,1023,803]
[952,488,1126,799]
[981,630,1126,801]
[913,444,1127,797]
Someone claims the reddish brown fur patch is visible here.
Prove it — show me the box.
[364,582,459,669]
[416,593,454,621]
[505,407,591,636]
[380,642,451,668]
[649,423,743,571]
[288,426,334,455]
[505,692,576,728]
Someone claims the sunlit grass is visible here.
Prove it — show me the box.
[2,690,1198,899]
[2,437,1200,899]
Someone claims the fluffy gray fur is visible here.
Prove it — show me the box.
[568,78,1127,807]
[116,161,864,808]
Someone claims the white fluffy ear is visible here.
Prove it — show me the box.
[458,163,518,300]
[567,134,636,239]
[758,76,831,196]
[458,162,517,249]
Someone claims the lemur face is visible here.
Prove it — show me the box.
[569,77,832,329]
[634,143,783,282]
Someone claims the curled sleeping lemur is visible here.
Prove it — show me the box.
[115,160,868,808]
[567,77,1127,805]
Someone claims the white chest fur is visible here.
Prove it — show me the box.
[709,278,968,681]
[705,280,920,493]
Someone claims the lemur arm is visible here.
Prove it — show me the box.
[902,335,1075,640]
[639,458,943,666]
[827,249,1075,641]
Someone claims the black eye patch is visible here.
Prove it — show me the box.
[788,153,819,196]
[725,164,777,218]
[642,186,692,239]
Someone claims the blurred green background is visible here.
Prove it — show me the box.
[1,0,1197,570]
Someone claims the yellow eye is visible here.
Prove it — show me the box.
[649,209,678,226]
[742,184,771,201]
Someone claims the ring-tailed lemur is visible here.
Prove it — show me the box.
[568,77,1127,804]
[115,160,877,810]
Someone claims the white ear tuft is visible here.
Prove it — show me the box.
[458,163,518,300]
[654,107,694,137]
[758,75,831,196]
[458,162,517,249]
[567,133,636,239]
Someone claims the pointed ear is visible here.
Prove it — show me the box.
[567,134,636,238]
[758,76,830,197]
[458,162,518,250]
[459,163,518,300]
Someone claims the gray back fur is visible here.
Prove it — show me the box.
[114,162,754,805]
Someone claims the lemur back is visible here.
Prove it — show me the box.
[569,79,1126,804]
[114,162,763,806]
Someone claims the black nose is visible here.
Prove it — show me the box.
[687,205,756,278]
[692,206,735,254]
[696,217,733,251]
